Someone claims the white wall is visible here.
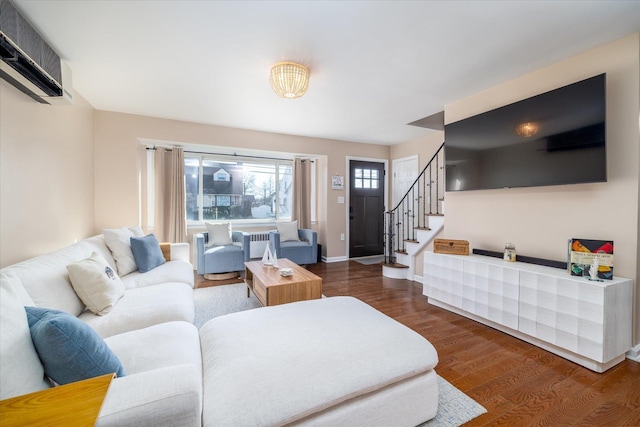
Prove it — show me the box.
[443,34,640,347]
[0,81,95,267]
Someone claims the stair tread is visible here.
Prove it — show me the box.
[414,227,431,231]
[404,239,419,243]
[425,213,444,216]
[383,262,409,269]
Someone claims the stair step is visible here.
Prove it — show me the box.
[404,239,419,243]
[383,262,409,269]
[414,227,431,231]
[425,213,444,217]
[395,250,408,255]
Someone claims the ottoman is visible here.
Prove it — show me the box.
[200,296,439,426]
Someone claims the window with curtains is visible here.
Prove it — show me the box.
[185,156,293,223]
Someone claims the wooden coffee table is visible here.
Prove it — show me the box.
[245,258,322,307]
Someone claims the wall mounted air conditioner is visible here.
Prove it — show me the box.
[0,0,72,104]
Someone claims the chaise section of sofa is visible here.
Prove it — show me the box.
[200,296,439,426]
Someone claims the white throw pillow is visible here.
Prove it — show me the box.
[277,221,300,242]
[128,226,145,238]
[205,222,233,246]
[67,252,125,316]
[103,227,139,276]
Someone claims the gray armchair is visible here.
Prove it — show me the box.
[196,231,250,275]
[269,228,317,265]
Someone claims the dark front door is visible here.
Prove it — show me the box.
[349,160,385,258]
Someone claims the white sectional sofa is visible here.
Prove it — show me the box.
[1,233,440,426]
[1,232,202,426]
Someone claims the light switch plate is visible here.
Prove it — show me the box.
[338,196,345,204]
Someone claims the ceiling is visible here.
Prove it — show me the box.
[12,1,640,145]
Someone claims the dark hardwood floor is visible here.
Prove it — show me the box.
[196,260,640,426]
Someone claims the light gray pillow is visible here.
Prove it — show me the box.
[277,221,300,242]
[206,222,233,246]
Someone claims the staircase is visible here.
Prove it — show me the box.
[383,143,445,280]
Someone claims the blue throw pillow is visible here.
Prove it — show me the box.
[25,307,126,385]
[130,233,166,273]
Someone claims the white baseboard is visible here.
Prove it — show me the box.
[413,275,423,284]
[626,344,640,362]
[322,255,349,263]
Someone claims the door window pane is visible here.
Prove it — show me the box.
[354,168,380,191]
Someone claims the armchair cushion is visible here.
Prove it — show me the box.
[205,222,233,246]
[276,221,300,242]
[205,245,243,256]
[280,240,312,249]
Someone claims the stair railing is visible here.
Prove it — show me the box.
[384,143,445,265]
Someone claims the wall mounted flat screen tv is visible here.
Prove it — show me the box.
[445,74,606,191]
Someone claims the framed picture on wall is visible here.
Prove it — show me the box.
[332,175,344,190]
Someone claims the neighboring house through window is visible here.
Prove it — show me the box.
[184,156,293,223]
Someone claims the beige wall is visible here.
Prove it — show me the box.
[443,34,640,347]
[390,131,444,171]
[94,111,389,260]
[0,80,95,267]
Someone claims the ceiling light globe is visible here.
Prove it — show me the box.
[269,62,310,99]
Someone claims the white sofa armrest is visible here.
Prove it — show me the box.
[159,242,190,263]
[96,365,202,427]
[169,243,190,262]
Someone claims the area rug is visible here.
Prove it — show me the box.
[420,376,487,426]
[194,283,261,328]
[193,283,487,426]
[353,255,385,265]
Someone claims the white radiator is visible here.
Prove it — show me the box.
[249,232,270,258]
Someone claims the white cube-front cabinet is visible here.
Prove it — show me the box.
[423,252,633,372]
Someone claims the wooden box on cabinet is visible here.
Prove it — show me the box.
[433,239,469,256]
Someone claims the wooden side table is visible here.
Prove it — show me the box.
[0,373,114,427]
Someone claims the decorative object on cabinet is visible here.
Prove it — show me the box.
[568,238,613,280]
